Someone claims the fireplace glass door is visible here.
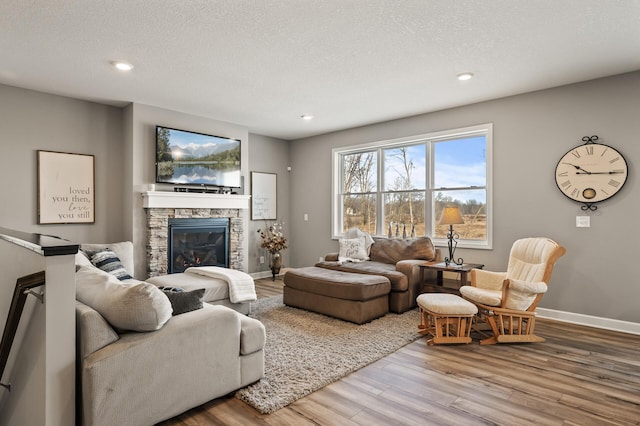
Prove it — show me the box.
[168,218,229,273]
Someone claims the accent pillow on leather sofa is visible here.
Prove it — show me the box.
[76,265,172,332]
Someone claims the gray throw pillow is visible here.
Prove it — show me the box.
[159,286,205,315]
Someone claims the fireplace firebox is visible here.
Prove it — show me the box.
[167,218,229,274]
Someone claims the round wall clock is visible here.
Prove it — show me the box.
[555,136,628,210]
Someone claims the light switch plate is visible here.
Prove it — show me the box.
[576,216,590,228]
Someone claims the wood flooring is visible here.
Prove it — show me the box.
[158,277,640,425]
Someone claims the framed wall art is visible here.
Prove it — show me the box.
[37,150,95,224]
[251,171,277,220]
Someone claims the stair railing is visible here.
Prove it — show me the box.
[0,271,46,391]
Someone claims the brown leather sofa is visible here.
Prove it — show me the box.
[315,237,441,313]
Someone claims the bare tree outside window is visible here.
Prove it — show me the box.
[342,152,377,234]
[384,145,426,236]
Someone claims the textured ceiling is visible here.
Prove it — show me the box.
[1,0,639,140]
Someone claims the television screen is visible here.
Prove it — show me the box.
[155,126,241,188]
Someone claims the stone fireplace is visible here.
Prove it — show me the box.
[142,191,250,277]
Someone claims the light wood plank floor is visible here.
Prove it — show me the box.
[159,278,640,425]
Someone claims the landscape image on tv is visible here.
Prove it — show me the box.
[156,126,241,187]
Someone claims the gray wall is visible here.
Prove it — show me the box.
[289,71,640,323]
[247,133,291,275]
[0,84,125,243]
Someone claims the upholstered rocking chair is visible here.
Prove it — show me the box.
[460,237,566,345]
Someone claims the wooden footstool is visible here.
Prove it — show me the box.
[417,293,478,345]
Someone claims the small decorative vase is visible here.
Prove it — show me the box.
[270,252,282,281]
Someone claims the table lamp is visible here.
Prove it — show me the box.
[439,206,464,266]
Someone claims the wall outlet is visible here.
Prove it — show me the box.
[259,256,265,264]
[576,216,590,228]
[319,256,324,262]
[304,213,309,221]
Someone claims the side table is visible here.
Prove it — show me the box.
[419,262,485,288]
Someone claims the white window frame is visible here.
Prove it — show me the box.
[332,123,493,250]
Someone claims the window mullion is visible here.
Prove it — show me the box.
[426,141,434,237]
[376,147,384,235]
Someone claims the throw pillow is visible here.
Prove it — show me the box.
[75,265,172,332]
[338,236,369,263]
[158,286,205,316]
[90,249,133,281]
[75,251,93,268]
[343,228,375,255]
[81,241,134,277]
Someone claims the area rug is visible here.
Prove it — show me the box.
[235,295,422,414]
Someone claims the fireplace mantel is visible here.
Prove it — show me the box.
[142,191,250,210]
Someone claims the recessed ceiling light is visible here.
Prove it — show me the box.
[300,114,314,120]
[111,61,134,72]
[457,72,474,81]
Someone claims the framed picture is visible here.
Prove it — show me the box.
[251,172,277,220]
[37,150,95,224]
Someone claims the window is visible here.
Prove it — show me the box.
[332,124,492,249]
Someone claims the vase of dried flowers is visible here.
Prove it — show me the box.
[270,252,282,281]
[258,222,288,281]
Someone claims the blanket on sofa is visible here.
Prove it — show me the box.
[185,266,257,303]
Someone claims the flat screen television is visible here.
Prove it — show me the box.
[155,125,241,188]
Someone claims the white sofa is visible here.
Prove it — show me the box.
[80,241,252,314]
[75,242,265,426]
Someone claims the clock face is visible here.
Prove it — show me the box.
[555,143,628,204]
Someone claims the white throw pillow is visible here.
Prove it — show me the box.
[75,251,93,268]
[338,236,369,263]
[343,228,374,255]
[75,265,172,332]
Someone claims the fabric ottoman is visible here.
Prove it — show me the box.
[417,293,478,345]
[283,266,391,324]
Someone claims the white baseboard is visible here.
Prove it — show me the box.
[244,276,640,336]
[250,271,273,280]
[250,267,293,281]
[537,308,640,336]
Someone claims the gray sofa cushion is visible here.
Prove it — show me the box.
[76,301,119,357]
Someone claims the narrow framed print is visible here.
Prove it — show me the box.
[251,171,277,220]
[37,150,95,224]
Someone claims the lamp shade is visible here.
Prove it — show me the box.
[439,207,464,225]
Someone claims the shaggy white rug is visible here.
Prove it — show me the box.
[235,295,423,414]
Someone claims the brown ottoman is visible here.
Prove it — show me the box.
[283,266,391,324]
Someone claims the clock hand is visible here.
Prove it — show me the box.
[562,162,592,174]
[576,171,625,175]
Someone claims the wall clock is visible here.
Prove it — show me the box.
[555,135,628,211]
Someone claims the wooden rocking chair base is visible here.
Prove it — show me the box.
[476,307,545,345]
